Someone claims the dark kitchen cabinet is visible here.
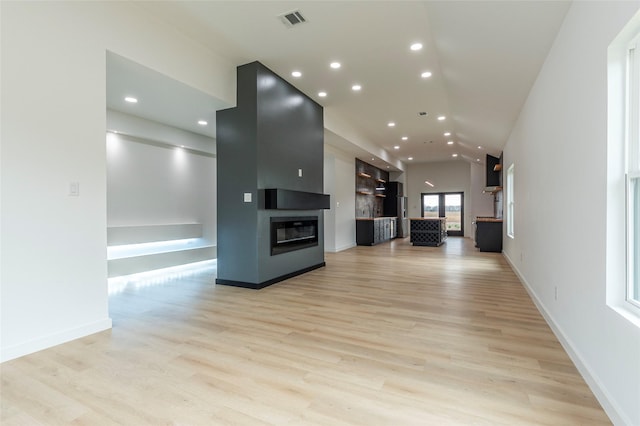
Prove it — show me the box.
[476,220,503,252]
[486,154,501,187]
[356,217,395,246]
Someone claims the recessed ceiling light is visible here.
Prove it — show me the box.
[291,71,302,78]
[425,181,434,187]
[371,158,375,161]
[198,120,208,126]
[352,84,362,91]
[318,91,327,97]
[387,166,390,169]
[408,157,413,161]
[476,158,481,162]
[477,146,482,149]
[330,62,341,69]
[437,115,446,121]
[388,122,396,127]
[124,96,138,103]
[452,153,458,157]
[410,42,423,51]
[421,71,432,78]
[394,145,400,150]
[444,132,451,136]
[447,141,454,145]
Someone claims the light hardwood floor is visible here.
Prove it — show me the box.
[1,237,610,425]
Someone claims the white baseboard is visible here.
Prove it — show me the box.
[325,242,357,253]
[1,318,112,363]
[502,252,629,426]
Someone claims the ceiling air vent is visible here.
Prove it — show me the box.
[279,10,307,28]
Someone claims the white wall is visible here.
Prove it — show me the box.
[0,1,235,362]
[106,112,216,246]
[502,2,640,425]
[107,109,216,155]
[470,162,495,224]
[406,161,472,237]
[324,145,356,252]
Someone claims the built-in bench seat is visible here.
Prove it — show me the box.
[107,224,216,278]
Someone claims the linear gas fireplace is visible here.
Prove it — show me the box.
[271,216,318,255]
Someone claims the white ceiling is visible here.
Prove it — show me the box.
[109,1,571,168]
[106,52,229,138]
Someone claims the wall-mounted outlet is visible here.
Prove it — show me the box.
[298,168,303,177]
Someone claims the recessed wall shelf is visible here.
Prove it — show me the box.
[356,159,389,220]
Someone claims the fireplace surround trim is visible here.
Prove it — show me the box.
[264,188,330,210]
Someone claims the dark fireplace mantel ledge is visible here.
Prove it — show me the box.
[264,188,330,210]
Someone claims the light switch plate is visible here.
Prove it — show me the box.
[69,182,79,196]
[243,192,252,203]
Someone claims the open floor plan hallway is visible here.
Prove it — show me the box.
[0,238,609,425]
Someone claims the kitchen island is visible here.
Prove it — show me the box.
[409,218,447,246]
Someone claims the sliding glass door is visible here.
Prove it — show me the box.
[422,194,440,218]
[421,192,464,236]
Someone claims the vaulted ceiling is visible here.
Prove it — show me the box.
[108,1,571,169]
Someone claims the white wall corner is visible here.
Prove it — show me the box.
[502,252,630,426]
[1,318,112,363]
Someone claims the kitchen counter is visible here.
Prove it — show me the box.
[476,217,503,223]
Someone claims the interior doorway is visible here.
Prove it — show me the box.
[421,192,464,237]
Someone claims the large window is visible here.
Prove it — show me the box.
[608,15,640,322]
[506,164,515,238]
[625,35,640,307]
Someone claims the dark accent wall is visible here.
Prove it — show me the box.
[216,61,326,288]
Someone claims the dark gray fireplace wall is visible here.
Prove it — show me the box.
[217,62,325,287]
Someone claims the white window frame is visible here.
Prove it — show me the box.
[625,37,640,309]
[628,173,640,308]
[607,14,640,325]
[506,163,515,239]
